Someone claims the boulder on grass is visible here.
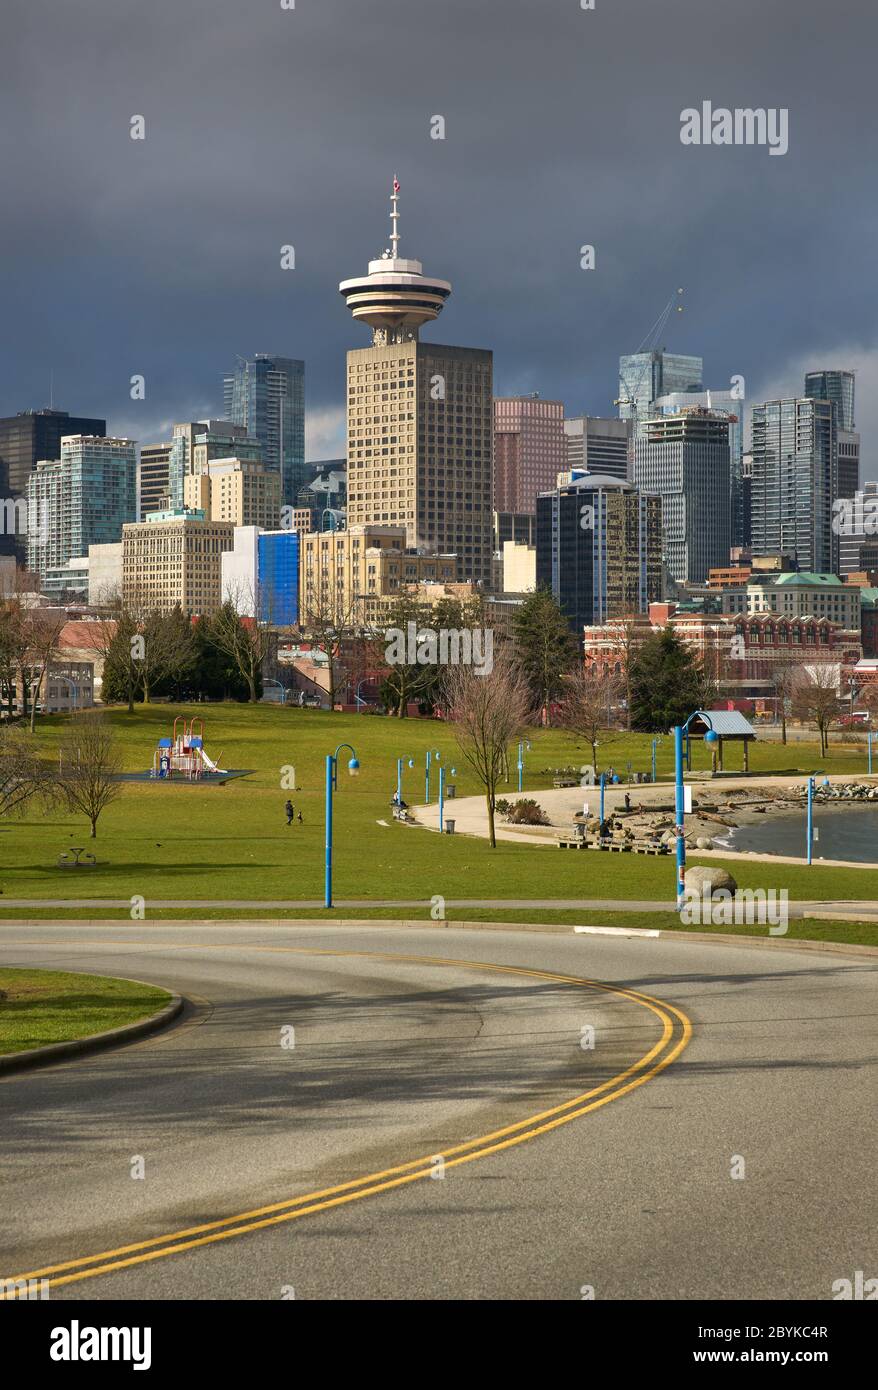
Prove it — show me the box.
[684,865,738,896]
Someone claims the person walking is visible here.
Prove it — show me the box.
[285,800,295,826]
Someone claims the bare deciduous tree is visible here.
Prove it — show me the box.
[23,607,66,732]
[301,585,363,710]
[557,665,622,774]
[442,656,530,848]
[764,659,799,744]
[210,590,272,704]
[58,713,122,837]
[0,725,55,820]
[790,665,840,757]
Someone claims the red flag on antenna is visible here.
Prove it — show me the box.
[393,178,400,193]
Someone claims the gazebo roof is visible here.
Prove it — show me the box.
[690,710,756,739]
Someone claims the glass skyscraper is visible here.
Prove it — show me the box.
[750,399,837,574]
[618,350,703,427]
[804,370,855,432]
[26,435,136,582]
[224,355,305,508]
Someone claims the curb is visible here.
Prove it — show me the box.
[0,919,875,960]
[0,984,184,1076]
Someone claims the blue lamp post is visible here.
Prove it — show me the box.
[425,748,441,804]
[868,731,874,776]
[396,755,414,804]
[599,772,606,823]
[438,764,456,831]
[517,739,532,793]
[674,713,718,908]
[806,775,831,864]
[324,743,360,909]
[651,735,663,783]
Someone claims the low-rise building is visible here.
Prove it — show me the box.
[501,539,536,593]
[299,524,458,628]
[722,571,861,630]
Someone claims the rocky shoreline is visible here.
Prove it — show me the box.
[572,782,878,852]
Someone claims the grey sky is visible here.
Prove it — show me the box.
[2,0,876,464]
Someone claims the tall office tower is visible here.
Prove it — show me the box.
[139,441,172,518]
[633,407,731,585]
[805,370,855,432]
[654,388,744,547]
[741,452,753,549]
[0,408,106,557]
[838,482,878,576]
[339,180,493,586]
[166,421,262,514]
[184,457,281,529]
[494,511,535,548]
[26,435,136,583]
[617,350,703,429]
[224,355,305,506]
[493,396,565,513]
[805,370,859,502]
[563,415,630,480]
[535,475,662,635]
[750,398,837,574]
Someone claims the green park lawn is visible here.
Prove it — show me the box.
[0,967,172,1056]
[0,704,876,919]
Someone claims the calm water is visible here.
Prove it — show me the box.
[716,806,878,865]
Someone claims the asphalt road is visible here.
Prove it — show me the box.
[0,923,875,1301]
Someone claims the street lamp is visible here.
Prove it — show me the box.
[55,674,78,712]
[324,742,360,909]
[517,739,532,793]
[868,730,874,777]
[438,764,457,832]
[651,735,663,784]
[396,754,414,804]
[354,678,369,713]
[599,771,606,823]
[425,748,441,804]
[674,712,719,908]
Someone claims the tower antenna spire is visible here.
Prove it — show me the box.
[390,176,401,260]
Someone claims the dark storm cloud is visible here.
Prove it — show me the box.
[1,0,876,456]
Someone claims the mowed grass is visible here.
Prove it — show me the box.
[0,968,171,1056]
[0,703,876,908]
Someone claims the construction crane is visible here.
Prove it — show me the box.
[614,288,685,423]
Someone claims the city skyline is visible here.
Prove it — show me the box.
[2,0,876,463]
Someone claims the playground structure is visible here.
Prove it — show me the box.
[152,717,227,781]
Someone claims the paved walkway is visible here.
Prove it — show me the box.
[415,773,878,868]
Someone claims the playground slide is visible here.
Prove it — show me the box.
[199,750,228,775]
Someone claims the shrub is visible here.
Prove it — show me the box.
[505,797,550,826]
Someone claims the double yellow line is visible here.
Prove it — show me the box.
[1,947,692,1294]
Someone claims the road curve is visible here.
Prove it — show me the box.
[0,923,875,1301]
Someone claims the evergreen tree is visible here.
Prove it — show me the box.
[510,587,577,723]
[629,628,706,731]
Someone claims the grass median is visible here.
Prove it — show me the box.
[0,968,172,1057]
